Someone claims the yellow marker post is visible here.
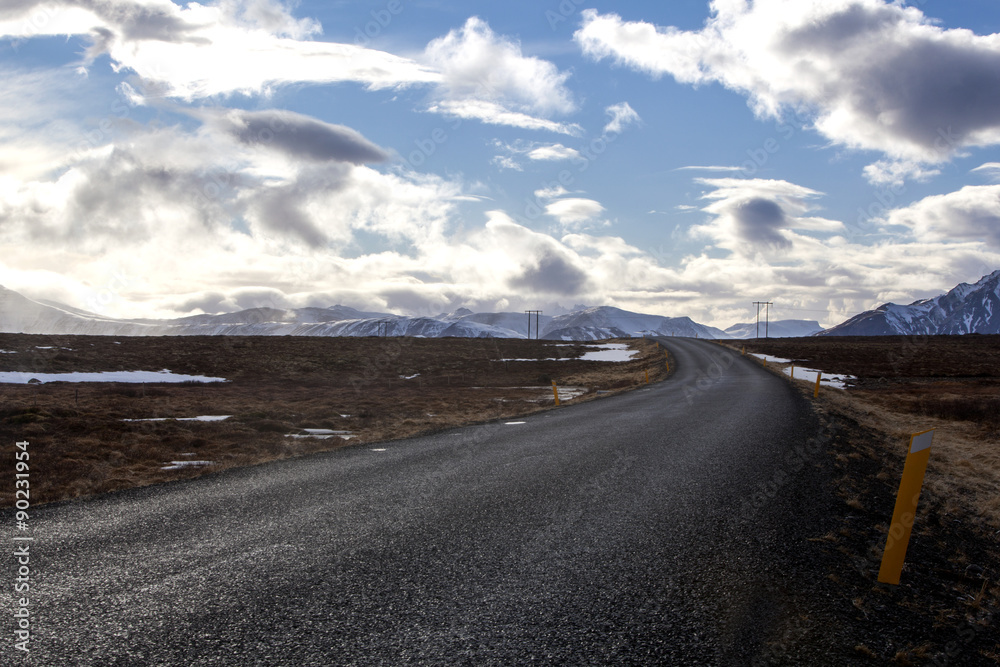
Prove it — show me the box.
[790,365,795,379]
[741,345,745,355]
[878,430,935,585]
[813,372,822,398]
[665,351,670,372]
[645,369,649,384]
[551,381,560,406]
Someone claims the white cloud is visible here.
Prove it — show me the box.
[527,144,581,161]
[427,100,582,135]
[535,185,570,200]
[544,198,606,228]
[423,17,581,134]
[0,0,440,100]
[674,165,747,173]
[972,163,1000,182]
[886,185,1000,248]
[425,17,576,116]
[2,6,582,133]
[862,160,940,188]
[603,102,641,135]
[576,3,1000,172]
[491,155,522,171]
[692,178,842,253]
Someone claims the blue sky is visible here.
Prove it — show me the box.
[2,0,999,328]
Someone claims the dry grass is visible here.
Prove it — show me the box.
[0,334,671,506]
[722,336,1000,530]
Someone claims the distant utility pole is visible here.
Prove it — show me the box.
[752,301,773,339]
[525,310,542,340]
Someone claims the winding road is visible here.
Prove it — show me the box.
[10,338,835,665]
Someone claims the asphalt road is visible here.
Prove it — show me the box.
[9,338,835,665]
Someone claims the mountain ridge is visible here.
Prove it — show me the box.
[819,270,1000,336]
[0,286,726,340]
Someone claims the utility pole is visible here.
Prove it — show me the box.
[525,310,542,339]
[752,301,773,339]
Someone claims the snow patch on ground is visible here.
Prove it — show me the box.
[783,366,855,389]
[508,343,639,363]
[750,353,794,364]
[161,460,214,470]
[285,429,355,440]
[749,354,855,389]
[0,370,228,384]
[123,415,231,422]
[579,343,639,362]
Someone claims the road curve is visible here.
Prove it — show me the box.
[8,338,834,665]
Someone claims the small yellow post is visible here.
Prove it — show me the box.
[665,351,670,372]
[878,430,935,585]
[741,345,745,355]
[645,369,649,383]
[813,372,822,398]
[551,381,560,406]
[791,365,795,379]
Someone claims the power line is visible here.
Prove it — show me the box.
[752,301,773,339]
[525,310,542,339]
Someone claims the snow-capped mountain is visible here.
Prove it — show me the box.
[724,320,824,339]
[540,306,728,340]
[0,286,728,340]
[820,270,1000,336]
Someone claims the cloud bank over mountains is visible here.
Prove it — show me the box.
[0,0,998,330]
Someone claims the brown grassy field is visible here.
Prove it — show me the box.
[724,335,1000,662]
[726,335,1000,527]
[0,334,669,506]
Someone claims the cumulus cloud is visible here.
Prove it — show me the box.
[603,102,641,135]
[886,185,1000,248]
[425,17,575,115]
[478,214,591,296]
[576,2,1000,173]
[862,159,941,188]
[424,17,581,134]
[544,198,606,228]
